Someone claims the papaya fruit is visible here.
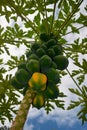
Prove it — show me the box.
[46,39,56,48]
[28,72,47,91]
[15,69,30,84]
[31,43,40,52]
[11,77,24,89]
[40,55,52,72]
[44,82,59,99]
[46,68,60,84]
[26,59,40,74]
[36,48,46,58]
[32,94,45,109]
[40,44,47,50]
[28,54,39,60]
[53,44,62,55]
[51,62,57,69]
[54,55,69,70]
[26,50,32,58]
[18,62,27,70]
[47,48,55,58]
[39,32,49,42]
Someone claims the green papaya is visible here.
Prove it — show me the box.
[28,54,39,60]
[39,32,49,42]
[47,48,55,58]
[11,77,24,89]
[46,68,60,84]
[44,82,59,99]
[26,50,33,58]
[51,62,57,69]
[26,59,40,74]
[32,94,45,109]
[46,39,56,48]
[15,69,30,84]
[53,44,62,55]
[31,43,40,52]
[54,55,69,70]
[40,55,52,72]
[18,62,27,70]
[40,44,47,50]
[36,48,46,58]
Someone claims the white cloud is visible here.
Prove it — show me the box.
[26,105,79,129]
[23,123,34,130]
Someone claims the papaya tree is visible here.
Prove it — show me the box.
[0,0,87,129]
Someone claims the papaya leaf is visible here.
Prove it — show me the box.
[68,85,87,125]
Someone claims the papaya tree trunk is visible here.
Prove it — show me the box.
[10,89,35,130]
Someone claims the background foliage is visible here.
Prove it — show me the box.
[0,0,87,126]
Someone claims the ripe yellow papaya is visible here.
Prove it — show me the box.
[28,72,47,91]
[32,94,45,109]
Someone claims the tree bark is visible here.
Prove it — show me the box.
[10,89,35,130]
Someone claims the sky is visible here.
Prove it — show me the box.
[0,0,87,130]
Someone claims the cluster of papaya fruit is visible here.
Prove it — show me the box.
[11,33,69,109]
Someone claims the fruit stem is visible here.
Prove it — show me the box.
[66,68,83,94]
[61,25,85,37]
[43,0,49,34]
[10,89,35,130]
[50,1,57,33]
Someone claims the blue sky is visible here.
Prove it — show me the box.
[23,108,87,130]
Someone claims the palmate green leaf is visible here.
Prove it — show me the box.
[54,0,83,37]
[0,58,3,65]
[45,91,65,114]
[67,100,81,110]
[76,13,87,26]
[34,13,41,26]
[77,102,87,125]
[7,55,26,70]
[53,99,65,110]
[70,25,79,34]
[73,59,87,74]
[82,59,87,72]
[71,69,85,85]
[0,74,21,124]
[69,88,82,97]
[77,74,85,85]
[45,99,54,114]
[68,85,87,125]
